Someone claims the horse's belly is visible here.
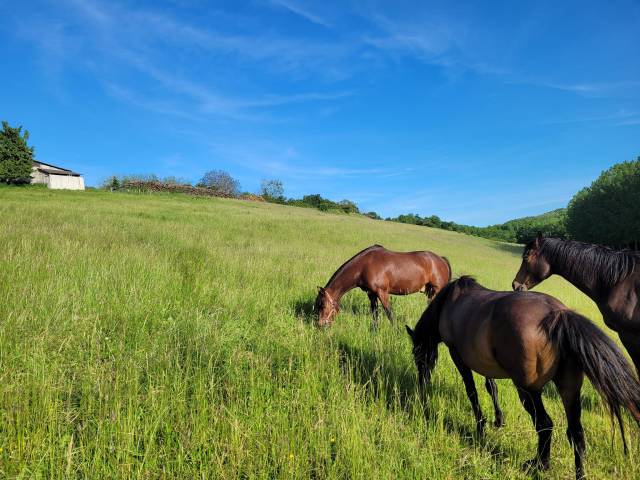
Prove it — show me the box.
[389,276,427,295]
[466,358,511,379]
[459,347,510,379]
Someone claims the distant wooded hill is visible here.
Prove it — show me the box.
[386,208,567,244]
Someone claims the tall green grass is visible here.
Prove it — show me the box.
[1,188,638,478]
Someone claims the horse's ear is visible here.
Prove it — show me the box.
[405,325,414,340]
[533,232,543,248]
[317,286,324,294]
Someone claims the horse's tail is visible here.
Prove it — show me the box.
[542,310,640,451]
[441,256,452,281]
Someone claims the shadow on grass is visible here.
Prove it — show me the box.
[293,291,421,329]
[338,301,371,316]
[293,297,316,324]
[489,242,524,256]
[337,340,417,413]
[542,382,599,412]
[337,340,513,462]
[292,295,375,324]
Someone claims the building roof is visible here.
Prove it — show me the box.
[33,160,82,176]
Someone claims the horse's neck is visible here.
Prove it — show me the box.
[548,254,602,302]
[326,266,358,302]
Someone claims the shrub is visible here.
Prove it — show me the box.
[198,170,240,197]
[0,121,34,184]
[260,179,285,202]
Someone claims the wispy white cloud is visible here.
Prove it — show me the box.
[108,49,350,121]
[540,109,639,126]
[118,6,355,77]
[15,0,355,121]
[616,118,640,126]
[509,78,640,98]
[269,0,331,28]
[557,81,640,96]
[186,132,417,184]
[104,83,203,121]
[354,7,636,96]
[357,10,511,76]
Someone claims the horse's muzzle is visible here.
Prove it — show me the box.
[512,281,527,292]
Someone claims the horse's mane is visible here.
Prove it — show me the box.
[414,276,477,339]
[325,244,385,287]
[452,275,478,290]
[537,238,639,288]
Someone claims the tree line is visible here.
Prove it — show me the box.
[101,172,365,215]
[386,208,568,244]
[2,119,637,247]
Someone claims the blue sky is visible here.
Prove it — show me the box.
[1,0,639,225]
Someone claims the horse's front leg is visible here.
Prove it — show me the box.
[367,292,379,330]
[378,291,394,324]
[485,378,504,428]
[449,347,486,438]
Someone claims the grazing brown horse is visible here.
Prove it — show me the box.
[406,276,640,480]
[315,244,451,328]
[513,234,640,375]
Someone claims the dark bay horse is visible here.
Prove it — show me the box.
[315,244,451,328]
[513,234,640,374]
[406,276,640,480]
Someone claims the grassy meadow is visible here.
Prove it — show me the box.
[1,187,639,479]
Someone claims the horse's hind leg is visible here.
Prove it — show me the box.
[367,292,379,330]
[517,387,553,472]
[554,360,586,480]
[449,347,486,437]
[485,378,504,428]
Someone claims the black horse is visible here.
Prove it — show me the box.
[513,234,640,374]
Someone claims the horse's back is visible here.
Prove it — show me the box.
[444,289,562,385]
[360,248,447,293]
[491,291,565,327]
[367,248,447,274]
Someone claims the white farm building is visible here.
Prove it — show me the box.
[31,160,85,190]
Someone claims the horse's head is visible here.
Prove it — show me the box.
[406,325,439,390]
[512,232,552,291]
[405,283,453,389]
[315,286,339,327]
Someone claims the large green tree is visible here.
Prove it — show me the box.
[566,158,640,248]
[0,121,34,184]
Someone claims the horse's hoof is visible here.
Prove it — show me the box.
[494,416,505,428]
[521,458,550,472]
